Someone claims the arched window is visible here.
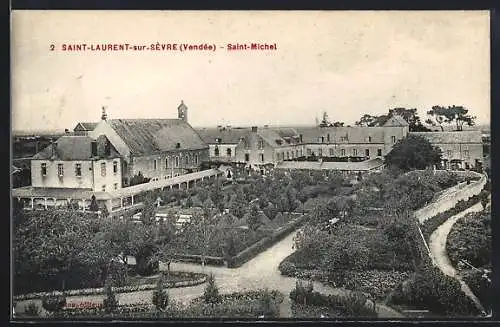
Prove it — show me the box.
[227,148,232,156]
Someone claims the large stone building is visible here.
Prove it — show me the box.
[12,102,220,215]
[410,131,483,170]
[196,115,409,171]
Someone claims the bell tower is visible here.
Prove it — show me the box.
[178,100,188,123]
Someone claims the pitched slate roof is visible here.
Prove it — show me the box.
[294,126,386,144]
[272,127,299,139]
[107,119,207,156]
[410,131,482,144]
[195,127,251,144]
[257,128,290,147]
[275,158,384,171]
[74,122,98,131]
[32,136,95,160]
[11,186,112,200]
[383,115,409,127]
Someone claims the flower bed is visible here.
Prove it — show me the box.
[291,303,343,318]
[289,282,377,317]
[172,254,225,267]
[14,272,207,301]
[53,290,284,318]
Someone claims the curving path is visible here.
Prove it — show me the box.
[428,201,487,315]
[15,229,402,318]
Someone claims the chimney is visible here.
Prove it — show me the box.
[299,134,303,143]
[251,126,258,133]
[178,100,188,123]
[101,106,107,120]
[51,141,57,158]
[91,140,98,157]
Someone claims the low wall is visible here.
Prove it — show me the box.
[415,173,486,224]
[172,254,225,267]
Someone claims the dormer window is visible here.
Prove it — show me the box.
[215,138,222,144]
[275,140,283,146]
[176,142,181,149]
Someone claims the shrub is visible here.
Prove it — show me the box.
[41,294,66,312]
[24,302,40,316]
[152,276,169,311]
[258,288,277,317]
[203,273,220,304]
[390,263,479,316]
[461,270,492,311]
[102,279,118,313]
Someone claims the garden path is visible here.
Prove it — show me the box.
[428,201,486,315]
[15,229,402,318]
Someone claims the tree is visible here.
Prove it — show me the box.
[198,188,209,204]
[152,275,169,311]
[388,107,431,132]
[426,105,476,131]
[385,135,442,171]
[185,196,194,208]
[247,204,262,231]
[141,192,158,224]
[89,195,99,212]
[355,114,389,127]
[103,276,118,313]
[203,273,221,304]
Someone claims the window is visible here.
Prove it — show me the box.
[227,148,232,156]
[327,134,330,142]
[185,156,189,166]
[307,148,312,156]
[258,140,264,149]
[176,142,181,149]
[341,136,348,142]
[215,138,222,143]
[195,154,199,165]
[153,159,157,170]
[446,150,452,157]
[101,162,106,177]
[329,148,334,156]
[287,152,290,159]
[353,149,358,156]
[165,158,168,169]
[114,183,118,190]
[296,149,299,157]
[341,149,346,156]
[318,148,323,157]
[41,163,47,176]
[75,163,82,177]
[377,149,382,156]
[365,149,370,157]
[321,136,325,143]
[214,146,220,157]
[368,136,372,142]
[175,156,179,167]
[113,161,118,174]
[102,185,106,192]
[391,136,396,143]
[463,150,470,158]
[260,153,264,162]
[58,163,64,177]
[245,153,250,162]
[276,153,280,161]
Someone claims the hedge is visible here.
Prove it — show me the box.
[420,182,490,242]
[14,272,207,301]
[227,214,308,268]
[173,254,225,267]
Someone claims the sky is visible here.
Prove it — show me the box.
[11,10,490,132]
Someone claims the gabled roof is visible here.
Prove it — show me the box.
[257,128,290,147]
[383,115,409,127]
[294,126,386,144]
[74,122,98,131]
[31,136,100,160]
[410,131,482,144]
[106,119,207,156]
[195,127,251,144]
